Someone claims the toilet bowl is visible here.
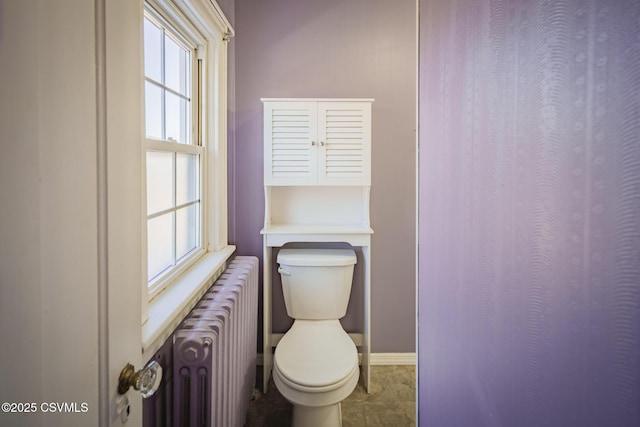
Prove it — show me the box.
[274,249,358,427]
[273,320,359,426]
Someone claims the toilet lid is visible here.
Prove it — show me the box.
[277,249,357,266]
[274,320,358,388]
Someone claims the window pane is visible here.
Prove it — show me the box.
[176,153,199,205]
[145,82,163,139]
[148,213,174,281]
[176,204,199,261]
[165,91,189,144]
[144,18,162,82]
[147,151,174,215]
[164,35,189,96]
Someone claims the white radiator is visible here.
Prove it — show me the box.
[172,256,259,427]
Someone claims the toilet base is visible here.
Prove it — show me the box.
[292,402,342,427]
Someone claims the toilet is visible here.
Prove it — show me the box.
[273,248,359,427]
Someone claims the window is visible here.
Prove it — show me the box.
[141,0,233,357]
[144,10,203,295]
[141,0,232,305]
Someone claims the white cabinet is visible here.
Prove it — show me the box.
[261,98,374,394]
[263,99,372,186]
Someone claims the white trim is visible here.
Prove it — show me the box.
[144,6,200,49]
[95,0,108,424]
[204,27,229,251]
[146,0,206,45]
[146,138,203,153]
[368,352,417,365]
[173,0,233,39]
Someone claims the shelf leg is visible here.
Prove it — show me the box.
[263,244,273,393]
[362,244,371,392]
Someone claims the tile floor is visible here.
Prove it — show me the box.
[245,365,416,426]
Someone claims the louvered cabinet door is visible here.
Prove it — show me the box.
[317,102,371,185]
[264,102,318,185]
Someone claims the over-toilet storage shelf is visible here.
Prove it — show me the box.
[261,98,373,394]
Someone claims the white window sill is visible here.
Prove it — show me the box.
[141,245,236,361]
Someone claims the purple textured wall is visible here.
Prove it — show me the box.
[233,0,416,353]
[418,0,640,426]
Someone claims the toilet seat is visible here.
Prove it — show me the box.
[274,320,358,390]
[274,361,359,395]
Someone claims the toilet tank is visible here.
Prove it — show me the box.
[276,249,357,320]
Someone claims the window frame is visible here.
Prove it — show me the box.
[144,9,204,297]
[141,0,232,336]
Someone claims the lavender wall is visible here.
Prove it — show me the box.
[216,0,234,24]
[232,0,417,353]
[418,0,640,426]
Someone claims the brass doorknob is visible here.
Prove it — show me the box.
[117,360,162,398]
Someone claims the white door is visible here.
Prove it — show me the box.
[0,2,144,427]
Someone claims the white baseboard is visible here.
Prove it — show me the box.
[256,352,416,366]
[368,352,416,365]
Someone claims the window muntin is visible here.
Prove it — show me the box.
[144,11,203,290]
[143,15,192,144]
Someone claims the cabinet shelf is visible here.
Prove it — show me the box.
[261,224,373,247]
[261,224,373,235]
